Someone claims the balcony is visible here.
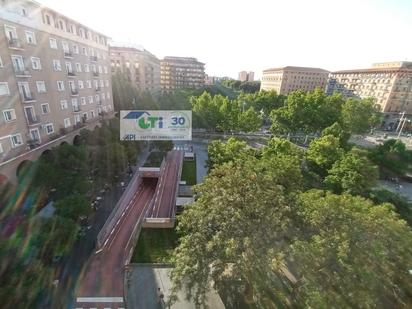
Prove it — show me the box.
[64,51,74,59]
[27,138,41,149]
[70,89,79,96]
[8,38,24,50]
[95,86,101,92]
[72,106,82,112]
[27,116,41,126]
[93,71,99,78]
[90,56,98,62]
[67,70,77,77]
[21,93,36,103]
[14,67,31,77]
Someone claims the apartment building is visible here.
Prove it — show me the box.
[160,57,205,93]
[260,66,329,94]
[238,71,254,82]
[326,62,412,113]
[0,0,113,165]
[110,44,160,94]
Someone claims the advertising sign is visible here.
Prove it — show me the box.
[120,110,192,141]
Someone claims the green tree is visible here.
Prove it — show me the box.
[206,138,254,170]
[270,89,344,134]
[291,190,412,308]
[305,135,344,176]
[240,90,285,115]
[321,122,351,149]
[190,92,223,130]
[171,159,292,308]
[324,149,379,195]
[369,139,412,176]
[238,107,262,132]
[54,194,91,222]
[341,97,381,134]
[218,98,240,132]
[262,137,303,160]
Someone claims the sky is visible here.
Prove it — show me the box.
[38,0,412,79]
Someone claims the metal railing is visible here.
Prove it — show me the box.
[72,106,81,112]
[64,51,74,58]
[67,70,76,77]
[93,71,99,77]
[27,116,41,125]
[21,93,36,102]
[90,55,98,62]
[14,67,30,76]
[70,89,79,96]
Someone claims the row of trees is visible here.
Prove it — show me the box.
[170,134,412,308]
[270,88,381,134]
[220,80,261,93]
[191,92,262,132]
[0,118,143,308]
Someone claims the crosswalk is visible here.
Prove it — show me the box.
[75,296,125,309]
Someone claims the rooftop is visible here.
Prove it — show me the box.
[263,66,329,73]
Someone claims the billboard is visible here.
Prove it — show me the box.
[120,110,192,141]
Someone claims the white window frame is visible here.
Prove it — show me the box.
[76,63,82,72]
[44,123,54,135]
[25,30,36,45]
[64,118,71,128]
[88,96,93,104]
[10,133,23,148]
[84,64,90,72]
[78,80,84,89]
[49,37,58,49]
[60,100,68,110]
[0,82,10,96]
[105,80,109,87]
[73,44,79,54]
[0,142,3,154]
[3,109,16,122]
[41,103,50,114]
[0,56,3,68]
[36,81,46,93]
[53,59,61,71]
[86,80,92,88]
[31,57,41,70]
[57,81,65,91]
[29,128,41,143]
[107,92,111,99]
[4,24,18,41]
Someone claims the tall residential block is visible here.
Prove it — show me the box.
[110,44,160,94]
[160,56,205,93]
[0,0,113,177]
[238,71,254,82]
[326,62,412,113]
[260,66,329,94]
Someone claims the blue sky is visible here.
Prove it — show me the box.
[39,0,412,79]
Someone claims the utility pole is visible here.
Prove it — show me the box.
[396,111,405,132]
[397,117,410,139]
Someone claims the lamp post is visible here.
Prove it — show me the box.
[397,117,410,139]
[396,111,405,132]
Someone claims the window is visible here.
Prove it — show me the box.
[44,14,51,25]
[82,47,87,56]
[41,103,50,114]
[88,95,93,104]
[105,80,109,87]
[98,66,103,74]
[0,56,3,67]
[104,66,108,74]
[84,64,90,72]
[90,110,95,118]
[44,123,54,135]
[107,92,111,99]
[53,59,61,71]
[60,100,68,110]
[57,81,65,91]
[0,143,3,154]
[101,93,106,100]
[4,25,18,41]
[64,118,71,128]
[86,80,92,88]
[0,83,10,96]
[62,41,69,52]
[49,38,58,49]
[76,63,82,72]
[31,57,41,70]
[25,31,36,44]
[36,81,46,93]
[10,133,23,148]
[3,109,16,122]
[83,112,88,120]
[73,44,79,54]
[78,80,84,89]
[100,80,104,88]
[81,97,86,105]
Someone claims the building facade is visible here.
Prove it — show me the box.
[260,66,329,94]
[238,71,254,82]
[326,62,412,113]
[0,0,113,167]
[160,57,205,93]
[110,44,160,94]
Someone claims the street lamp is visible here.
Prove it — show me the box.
[396,111,405,132]
[397,117,410,139]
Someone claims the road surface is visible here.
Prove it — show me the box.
[147,150,183,219]
[74,178,156,309]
